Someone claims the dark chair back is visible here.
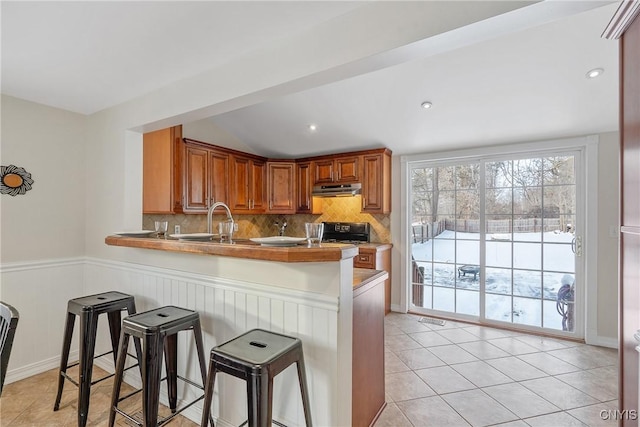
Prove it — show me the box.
[0,302,19,395]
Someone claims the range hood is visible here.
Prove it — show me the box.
[312,183,362,197]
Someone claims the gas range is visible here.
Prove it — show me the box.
[322,222,370,244]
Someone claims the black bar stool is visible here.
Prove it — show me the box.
[53,291,142,427]
[200,328,312,427]
[109,305,210,427]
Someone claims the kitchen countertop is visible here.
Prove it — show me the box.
[353,268,388,292]
[105,235,359,263]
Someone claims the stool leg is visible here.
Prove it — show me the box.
[106,310,122,366]
[296,357,313,427]
[54,312,75,411]
[200,358,217,427]
[247,372,271,427]
[78,311,99,427]
[163,333,178,413]
[126,301,144,378]
[192,320,214,426]
[143,333,164,427]
[109,332,130,427]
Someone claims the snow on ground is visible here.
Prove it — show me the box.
[412,230,575,331]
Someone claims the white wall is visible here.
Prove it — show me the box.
[0,95,87,379]
[0,95,86,262]
[595,131,620,344]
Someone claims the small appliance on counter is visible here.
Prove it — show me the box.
[322,222,370,244]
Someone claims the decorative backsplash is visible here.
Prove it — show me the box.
[143,196,391,242]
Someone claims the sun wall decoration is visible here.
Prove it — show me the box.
[1,164,34,196]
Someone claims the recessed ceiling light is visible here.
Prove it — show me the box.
[308,124,317,131]
[586,68,604,79]
[421,101,433,109]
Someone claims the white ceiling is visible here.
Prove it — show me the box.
[1,1,620,157]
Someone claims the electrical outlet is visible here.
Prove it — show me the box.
[174,225,181,234]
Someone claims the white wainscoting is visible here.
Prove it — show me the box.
[83,257,343,427]
[0,258,85,384]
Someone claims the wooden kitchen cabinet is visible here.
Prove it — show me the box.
[267,161,296,214]
[230,154,266,213]
[183,140,229,213]
[361,149,392,214]
[143,125,183,214]
[313,155,360,185]
[295,161,322,214]
[354,244,392,314]
[352,269,387,427]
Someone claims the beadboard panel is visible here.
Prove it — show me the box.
[84,258,343,427]
[0,259,85,384]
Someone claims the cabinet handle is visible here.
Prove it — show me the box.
[269,200,272,210]
[362,197,366,209]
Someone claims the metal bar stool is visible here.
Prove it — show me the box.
[200,328,312,427]
[109,305,210,427]
[54,291,142,427]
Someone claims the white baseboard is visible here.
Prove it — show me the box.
[5,350,78,385]
[587,335,619,349]
[389,304,405,313]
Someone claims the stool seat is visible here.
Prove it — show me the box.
[109,305,209,427]
[54,291,142,427]
[201,328,312,427]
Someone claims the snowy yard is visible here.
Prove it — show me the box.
[412,230,575,331]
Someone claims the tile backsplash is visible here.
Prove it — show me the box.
[143,196,390,242]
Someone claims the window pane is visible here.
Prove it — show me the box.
[457,190,479,217]
[486,215,512,235]
[485,267,512,295]
[433,239,455,263]
[457,290,479,316]
[486,161,512,189]
[513,270,542,298]
[437,190,455,215]
[456,240,479,265]
[512,158,542,186]
[513,297,541,327]
[543,243,574,273]
[544,156,574,185]
[543,272,574,301]
[544,185,575,215]
[486,187,512,214]
[411,168,434,190]
[486,293,511,322]
[433,287,455,312]
[433,263,455,287]
[413,284,432,309]
[456,264,480,290]
[456,164,480,189]
[437,166,455,191]
[513,242,541,270]
[543,299,564,331]
[486,242,511,268]
[513,186,542,216]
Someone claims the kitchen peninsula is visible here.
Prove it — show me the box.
[104,235,386,426]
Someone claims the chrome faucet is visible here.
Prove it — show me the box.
[274,219,287,236]
[207,202,234,234]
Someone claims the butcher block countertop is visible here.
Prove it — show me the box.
[105,235,359,263]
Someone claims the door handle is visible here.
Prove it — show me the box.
[571,236,582,257]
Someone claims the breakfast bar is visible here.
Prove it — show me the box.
[102,235,386,426]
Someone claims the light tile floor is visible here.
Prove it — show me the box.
[375,312,619,427]
[0,313,619,427]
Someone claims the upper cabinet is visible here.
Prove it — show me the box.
[183,140,229,213]
[229,154,266,214]
[313,155,360,185]
[267,161,296,214]
[145,132,391,215]
[295,161,322,214]
[143,125,183,214]
[361,150,392,214]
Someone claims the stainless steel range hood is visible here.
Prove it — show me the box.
[311,183,361,197]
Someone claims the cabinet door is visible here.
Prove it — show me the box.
[296,162,312,212]
[362,152,391,214]
[335,156,360,183]
[313,159,334,184]
[143,126,182,214]
[250,159,266,212]
[268,162,295,213]
[209,150,229,206]
[230,155,251,211]
[183,145,209,213]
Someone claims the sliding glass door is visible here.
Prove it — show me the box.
[410,152,580,336]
